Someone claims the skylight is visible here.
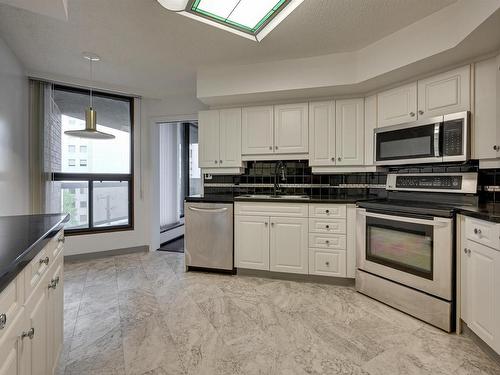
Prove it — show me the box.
[157,0,304,42]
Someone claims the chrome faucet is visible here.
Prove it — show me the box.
[274,161,287,195]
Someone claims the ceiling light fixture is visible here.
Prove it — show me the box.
[64,53,115,140]
[157,0,304,42]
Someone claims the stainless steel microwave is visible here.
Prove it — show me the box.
[374,111,470,166]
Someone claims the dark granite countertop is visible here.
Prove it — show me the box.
[0,213,69,293]
[455,203,500,223]
[186,194,378,204]
[185,195,236,203]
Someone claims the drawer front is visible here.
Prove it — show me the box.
[50,230,65,260]
[465,217,500,250]
[308,204,346,219]
[308,249,346,277]
[308,218,346,234]
[0,274,23,340]
[308,233,346,250]
[235,202,308,217]
[24,247,51,301]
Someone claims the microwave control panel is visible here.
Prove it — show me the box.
[442,121,463,156]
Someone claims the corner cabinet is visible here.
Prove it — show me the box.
[199,108,243,173]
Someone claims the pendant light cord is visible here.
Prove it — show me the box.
[89,58,93,108]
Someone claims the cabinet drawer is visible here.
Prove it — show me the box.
[465,217,500,250]
[24,247,51,302]
[308,248,346,277]
[0,274,23,340]
[235,202,308,217]
[308,218,346,234]
[308,233,346,250]
[308,204,346,219]
[49,230,65,260]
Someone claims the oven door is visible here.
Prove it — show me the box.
[356,208,452,300]
[374,117,443,166]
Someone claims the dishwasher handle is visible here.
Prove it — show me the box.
[187,206,228,213]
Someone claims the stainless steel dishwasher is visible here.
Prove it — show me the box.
[184,202,234,271]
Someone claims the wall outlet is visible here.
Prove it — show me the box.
[204,174,213,180]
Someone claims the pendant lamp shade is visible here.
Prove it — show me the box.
[157,0,188,11]
[64,108,115,139]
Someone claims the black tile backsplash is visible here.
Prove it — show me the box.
[203,160,500,203]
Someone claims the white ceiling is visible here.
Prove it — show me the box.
[0,0,457,99]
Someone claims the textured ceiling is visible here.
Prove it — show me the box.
[0,0,457,98]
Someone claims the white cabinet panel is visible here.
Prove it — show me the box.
[377,82,417,127]
[309,101,335,166]
[274,103,308,154]
[465,239,500,352]
[198,110,220,168]
[335,99,364,166]
[270,217,308,274]
[235,215,270,270]
[47,260,63,375]
[364,95,377,165]
[219,108,242,167]
[474,57,499,159]
[465,217,500,250]
[0,311,22,375]
[308,249,346,277]
[308,218,346,234]
[308,204,346,219]
[308,233,346,250]
[418,65,470,119]
[242,106,274,155]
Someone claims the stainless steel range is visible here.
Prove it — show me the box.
[356,172,478,332]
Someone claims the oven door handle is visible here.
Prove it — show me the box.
[359,211,449,227]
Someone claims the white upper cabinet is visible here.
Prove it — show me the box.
[417,65,470,119]
[274,103,309,154]
[474,56,500,160]
[377,82,417,127]
[309,101,335,166]
[364,95,377,165]
[270,217,308,274]
[219,108,242,167]
[335,99,364,166]
[198,110,220,168]
[242,106,274,155]
[199,108,242,169]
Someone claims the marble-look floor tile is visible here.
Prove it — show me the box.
[118,286,161,323]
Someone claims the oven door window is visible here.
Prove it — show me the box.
[376,124,438,162]
[366,216,433,279]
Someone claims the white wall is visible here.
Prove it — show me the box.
[0,36,29,215]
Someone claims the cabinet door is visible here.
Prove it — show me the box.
[235,215,270,270]
[274,103,308,154]
[0,312,23,375]
[219,108,242,167]
[270,217,308,274]
[198,110,220,168]
[418,65,470,119]
[335,99,364,166]
[309,101,335,166]
[465,239,500,351]
[242,106,274,155]
[474,58,498,159]
[364,95,377,165]
[377,82,417,127]
[497,54,500,157]
[47,261,63,375]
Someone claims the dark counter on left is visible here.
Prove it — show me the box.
[0,213,69,293]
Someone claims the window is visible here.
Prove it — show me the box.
[52,85,134,235]
[68,145,76,152]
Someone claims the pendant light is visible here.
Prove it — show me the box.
[64,53,115,140]
[157,0,188,11]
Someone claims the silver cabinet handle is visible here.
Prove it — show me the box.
[409,112,415,117]
[418,110,424,115]
[464,248,471,255]
[58,237,65,243]
[187,207,228,213]
[214,160,218,164]
[269,146,272,150]
[39,257,49,266]
[0,314,6,330]
[21,328,35,340]
[325,261,330,266]
[55,276,60,285]
[48,279,57,289]
[494,145,499,151]
[219,160,223,164]
[275,146,279,150]
[337,157,342,161]
[474,228,482,235]
[331,157,335,162]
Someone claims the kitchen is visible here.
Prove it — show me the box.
[1,1,500,374]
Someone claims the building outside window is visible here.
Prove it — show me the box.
[68,145,76,152]
[68,159,76,166]
[80,145,87,153]
[80,159,87,167]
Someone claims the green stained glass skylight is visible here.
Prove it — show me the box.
[190,0,289,34]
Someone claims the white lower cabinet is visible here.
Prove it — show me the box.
[461,217,500,354]
[0,310,23,375]
[235,202,354,278]
[270,217,308,274]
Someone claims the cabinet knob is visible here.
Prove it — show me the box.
[265,222,268,226]
[0,313,6,330]
[337,157,342,162]
[331,157,335,162]
[219,160,223,164]
[21,328,35,340]
[269,146,272,150]
[325,210,330,214]
[326,225,330,229]
[464,248,468,254]
[39,256,49,266]
[474,228,482,235]
[325,261,330,266]
[275,146,279,150]
[325,240,330,245]
[409,112,415,117]
[418,110,424,115]
[494,145,499,151]
[214,160,218,164]
[58,237,65,243]
[48,279,57,289]
[271,222,275,227]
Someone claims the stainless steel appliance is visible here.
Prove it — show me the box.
[356,172,478,332]
[374,111,470,166]
[184,202,234,271]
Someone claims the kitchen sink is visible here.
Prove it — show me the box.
[237,194,310,200]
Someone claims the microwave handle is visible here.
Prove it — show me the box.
[434,123,441,157]
[359,210,449,227]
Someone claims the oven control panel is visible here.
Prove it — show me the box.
[386,173,478,194]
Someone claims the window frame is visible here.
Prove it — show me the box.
[52,84,134,236]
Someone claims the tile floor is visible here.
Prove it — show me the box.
[59,251,500,375]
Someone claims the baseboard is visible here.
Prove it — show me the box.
[236,268,355,286]
[64,245,148,262]
[461,322,500,365]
